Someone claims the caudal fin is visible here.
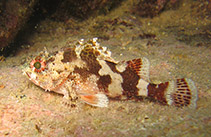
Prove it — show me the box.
[147,78,198,108]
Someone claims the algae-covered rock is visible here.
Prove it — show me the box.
[0,0,37,55]
[52,0,123,20]
[131,0,181,18]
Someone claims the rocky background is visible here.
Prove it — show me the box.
[0,0,210,136]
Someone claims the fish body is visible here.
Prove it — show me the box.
[23,38,198,108]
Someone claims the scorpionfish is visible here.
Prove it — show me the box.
[23,38,198,108]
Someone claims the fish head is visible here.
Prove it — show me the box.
[23,49,80,91]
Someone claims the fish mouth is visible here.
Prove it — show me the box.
[24,71,51,91]
[24,71,36,80]
[24,71,39,85]
[24,70,70,92]
[25,72,31,78]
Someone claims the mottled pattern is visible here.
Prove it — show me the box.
[80,45,102,75]
[172,78,192,107]
[97,75,111,93]
[127,59,142,75]
[121,66,140,99]
[23,38,198,108]
[147,82,169,104]
[61,48,77,63]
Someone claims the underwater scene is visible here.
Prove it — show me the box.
[0,0,210,136]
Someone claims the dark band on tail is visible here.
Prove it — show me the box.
[147,82,169,104]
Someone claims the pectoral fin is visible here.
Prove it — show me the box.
[79,93,108,107]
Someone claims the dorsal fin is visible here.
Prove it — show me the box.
[126,57,150,82]
[74,38,117,63]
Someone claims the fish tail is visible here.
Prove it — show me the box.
[144,78,198,108]
[123,58,198,108]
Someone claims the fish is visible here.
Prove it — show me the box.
[23,38,198,108]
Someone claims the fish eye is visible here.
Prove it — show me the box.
[30,57,46,72]
[34,62,41,69]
